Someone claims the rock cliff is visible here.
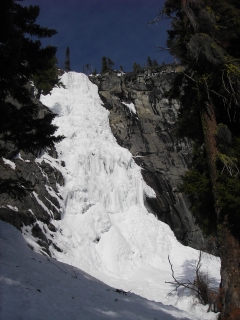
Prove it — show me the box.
[90,65,204,249]
[0,87,64,256]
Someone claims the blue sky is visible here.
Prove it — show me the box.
[25,0,173,73]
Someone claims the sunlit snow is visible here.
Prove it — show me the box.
[122,101,137,114]
[19,72,220,319]
[2,157,16,170]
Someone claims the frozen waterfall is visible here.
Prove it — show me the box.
[34,72,220,320]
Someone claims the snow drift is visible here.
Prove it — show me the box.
[1,220,206,320]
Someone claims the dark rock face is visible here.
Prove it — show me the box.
[90,66,204,249]
[0,90,64,256]
[0,154,64,256]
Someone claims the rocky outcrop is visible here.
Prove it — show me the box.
[0,87,64,256]
[90,65,204,249]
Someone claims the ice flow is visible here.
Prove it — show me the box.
[38,72,220,320]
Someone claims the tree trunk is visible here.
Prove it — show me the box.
[201,103,219,187]
[220,221,240,320]
[201,104,240,319]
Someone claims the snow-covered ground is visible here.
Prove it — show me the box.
[0,220,206,320]
[0,72,220,319]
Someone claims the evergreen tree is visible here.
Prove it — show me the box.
[0,0,64,156]
[101,56,108,74]
[85,63,90,75]
[147,56,153,67]
[154,1,240,318]
[33,56,64,99]
[64,47,71,72]
[92,68,97,76]
[132,62,141,72]
[101,56,114,74]
[0,0,58,105]
[107,58,114,70]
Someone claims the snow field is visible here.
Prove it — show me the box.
[1,220,200,320]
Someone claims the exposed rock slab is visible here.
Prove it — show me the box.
[90,66,204,248]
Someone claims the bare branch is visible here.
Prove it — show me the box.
[165,252,220,311]
[148,9,174,26]
[165,255,202,296]
[156,46,171,52]
[183,72,196,82]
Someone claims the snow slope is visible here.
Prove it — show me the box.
[1,72,220,319]
[0,220,205,320]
